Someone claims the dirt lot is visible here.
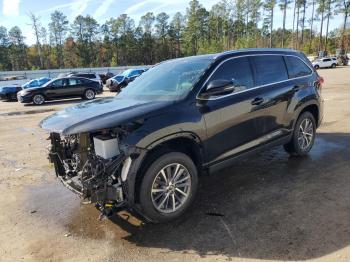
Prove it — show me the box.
[0,68,349,262]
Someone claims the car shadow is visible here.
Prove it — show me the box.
[22,96,106,107]
[104,132,350,260]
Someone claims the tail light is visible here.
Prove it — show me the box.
[315,76,324,92]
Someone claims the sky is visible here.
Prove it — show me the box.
[0,0,344,45]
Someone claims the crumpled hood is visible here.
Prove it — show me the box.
[40,97,172,135]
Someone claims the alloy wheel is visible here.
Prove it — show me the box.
[33,94,44,105]
[85,90,95,100]
[297,118,314,150]
[151,163,192,214]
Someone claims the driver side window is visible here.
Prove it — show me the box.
[51,79,66,88]
[207,57,254,92]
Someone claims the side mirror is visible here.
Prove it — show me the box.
[201,79,235,98]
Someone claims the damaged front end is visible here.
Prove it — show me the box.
[49,130,137,217]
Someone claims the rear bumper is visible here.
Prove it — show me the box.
[318,98,324,127]
[0,92,17,100]
[0,94,10,100]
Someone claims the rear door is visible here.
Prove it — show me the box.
[322,58,332,67]
[67,78,84,96]
[249,55,293,138]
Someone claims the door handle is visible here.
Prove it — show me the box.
[251,97,264,105]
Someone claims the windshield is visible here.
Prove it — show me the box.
[117,57,212,101]
[121,69,133,77]
[42,78,57,87]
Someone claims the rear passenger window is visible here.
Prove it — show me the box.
[252,55,288,86]
[284,56,312,78]
[69,78,83,85]
[208,57,254,91]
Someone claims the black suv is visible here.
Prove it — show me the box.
[41,49,324,223]
[18,77,103,105]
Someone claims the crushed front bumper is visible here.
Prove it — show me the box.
[48,132,147,217]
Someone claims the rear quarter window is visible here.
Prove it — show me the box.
[284,56,312,78]
[252,55,288,86]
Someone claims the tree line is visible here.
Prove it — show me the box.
[0,0,349,71]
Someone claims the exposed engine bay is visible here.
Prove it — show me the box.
[49,131,131,217]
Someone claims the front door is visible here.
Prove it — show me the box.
[198,56,263,164]
[46,79,67,99]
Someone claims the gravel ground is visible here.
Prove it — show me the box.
[0,68,349,262]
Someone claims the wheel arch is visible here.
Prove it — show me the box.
[32,92,47,102]
[295,103,320,128]
[132,133,204,204]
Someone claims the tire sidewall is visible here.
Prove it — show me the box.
[84,89,95,100]
[292,112,316,156]
[139,152,198,223]
[32,94,45,105]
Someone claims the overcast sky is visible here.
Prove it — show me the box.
[0,0,343,45]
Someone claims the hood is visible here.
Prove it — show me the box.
[40,97,172,135]
[22,86,46,92]
[0,86,20,94]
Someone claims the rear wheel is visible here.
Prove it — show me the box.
[314,65,320,69]
[83,89,95,100]
[32,94,45,105]
[284,112,316,156]
[331,63,336,68]
[139,152,198,223]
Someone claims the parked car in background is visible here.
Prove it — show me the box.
[41,48,323,223]
[0,85,22,100]
[312,57,337,69]
[332,57,338,65]
[68,72,103,86]
[106,68,147,92]
[99,72,115,84]
[0,77,51,101]
[17,77,103,105]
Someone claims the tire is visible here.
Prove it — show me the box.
[331,63,336,68]
[83,89,95,100]
[314,65,320,70]
[32,94,45,105]
[284,112,316,157]
[139,152,198,223]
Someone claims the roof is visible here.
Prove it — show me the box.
[215,48,300,60]
[170,48,301,64]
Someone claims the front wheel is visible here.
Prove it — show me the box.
[284,112,316,156]
[83,89,95,100]
[32,94,45,105]
[314,65,320,70]
[139,152,198,223]
[331,63,336,68]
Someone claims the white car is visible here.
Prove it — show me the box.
[312,58,337,69]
